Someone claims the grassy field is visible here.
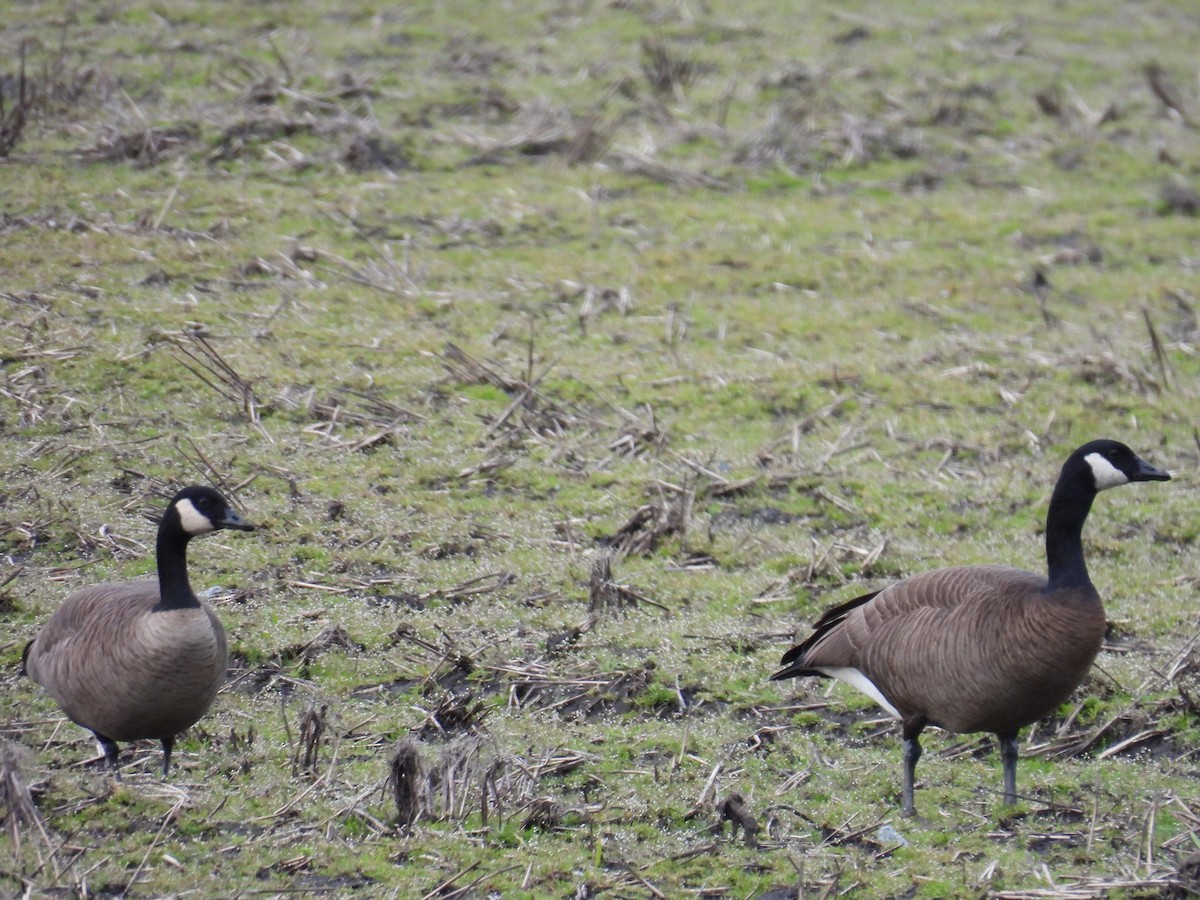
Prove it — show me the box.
[2,1,1200,896]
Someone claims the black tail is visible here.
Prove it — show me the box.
[770,589,880,680]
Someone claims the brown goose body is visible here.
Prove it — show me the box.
[787,565,1105,736]
[24,581,228,745]
[771,440,1170,816]
[22,486,254,776]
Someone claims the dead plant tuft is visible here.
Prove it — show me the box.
[1144,62,1191,125]
[451,101,613,166]
[506,661,659,719]
[0,741,50,862]
[1169,645,1200,714]
[79,123,200,166]
[209,116,318,163]
[588,554,620,612]
[388,740,424,830]
[441,342,525,393]
[439,34,510,77]
[1160,176,1199,217]
[421,740,586,832]
[166,330,269,436]
[302,385,425,450]
[1061,350,1161,395]
[522,797,564,831]
[735,82,919,173]
[1033,82,1063,118]
[2,31,105,156]
[715,793,760,847]
[640,38,700,99]
[545,616,597,656]
[608,406,668,458]
[1027,693,1176,764]
[599,479,694,557]
[0,42,32,156]
[561,113,612,166]
[587,554,658,613]
[421,691,490,739]
[292,702,327,776]
[1179,850,1200,892]
[440,342,580,442]
[609,149,731,190]
[341,134,413,172]
[285,623,363,667]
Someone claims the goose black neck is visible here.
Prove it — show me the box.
[1043,470,1097,592]
[154,522,199,611]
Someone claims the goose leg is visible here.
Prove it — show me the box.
[998,731,1019,806]
[95,734,122,780]
[900,718,926,818]
[160,736,175,778]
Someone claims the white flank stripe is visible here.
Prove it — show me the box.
[174,497,215,535]
[817,666,902,719]
[1084,452,1129,491]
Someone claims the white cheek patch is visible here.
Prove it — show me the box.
[1084,452,1129,491]
[174,497,215,535]
[817,666,902,719]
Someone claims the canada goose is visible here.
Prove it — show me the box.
[22,486,255,777]
[771,440,1169,816]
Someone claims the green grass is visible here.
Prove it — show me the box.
[2,0,1200,896]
